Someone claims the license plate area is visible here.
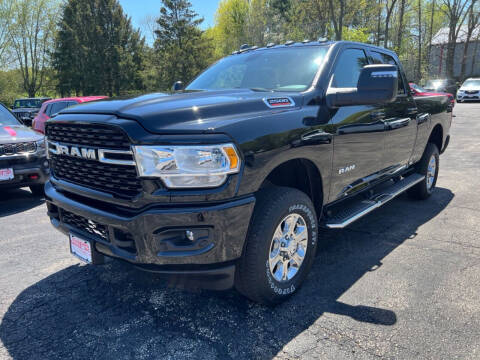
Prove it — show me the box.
[0,168,14,181]
[70,233,93,263]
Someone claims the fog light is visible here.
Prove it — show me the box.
[29,174,39,180]
[185,230,195,242]
[43,160,49,167]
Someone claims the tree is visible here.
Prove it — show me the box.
[384,0,399,48]
[328,0,346,40]
[213,0,249,55]
[6,0,59,97]
[441,0,471,78]
[460,0,479,80]
[53,0,145,96]
[0,0,12,67]
[154,0,213,89]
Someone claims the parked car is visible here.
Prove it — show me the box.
[456,78,480,102]
[32,96,108,134]
[11,97,51,127]
[423,78,457,96]
[409,82,455,107]
[0,102,49,196]
[44,41,451,305]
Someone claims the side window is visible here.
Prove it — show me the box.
[50,102,70,115]
[45,104,53,116]
[331,48,368,88]
[371,51,406,95]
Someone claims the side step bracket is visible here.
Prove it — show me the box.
[324,174,425,229]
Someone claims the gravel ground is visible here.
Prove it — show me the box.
[0,103,479,360]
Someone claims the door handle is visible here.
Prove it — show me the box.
[388,118,410,129]
[417,113,430,124]
[370,111,386,121]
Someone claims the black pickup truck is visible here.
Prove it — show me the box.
[45,41,451,305]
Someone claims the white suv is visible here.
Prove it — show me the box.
[457,78,480,102]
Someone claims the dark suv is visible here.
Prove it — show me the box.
[11,97,51,127]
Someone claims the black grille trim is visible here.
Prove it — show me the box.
[0,142,36,156]
[61,209,109,242]
[50,154,142,199]
[46,123,131,150]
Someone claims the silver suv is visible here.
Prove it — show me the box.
[457,78,480,102]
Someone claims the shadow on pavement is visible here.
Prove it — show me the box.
[0,188,45,217]
[0,188,453,359]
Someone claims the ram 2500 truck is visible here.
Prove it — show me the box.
[45,41,451,305]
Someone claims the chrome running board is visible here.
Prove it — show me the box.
[324,174,425,229]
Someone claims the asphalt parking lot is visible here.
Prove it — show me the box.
[0,103,479,360]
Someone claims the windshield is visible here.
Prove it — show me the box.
[410,83,427,92]
[186,46,329,92]
[424,79,446,89]
[0,104,20,126]
[462,79,480,88]
[13,99,43,109]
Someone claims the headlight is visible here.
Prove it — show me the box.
[36,138,46,156]
[133,144,241,188]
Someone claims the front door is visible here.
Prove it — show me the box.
[326,47,387,202]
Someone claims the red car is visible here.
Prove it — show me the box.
[32,96,107,133]
[409,83,455,107]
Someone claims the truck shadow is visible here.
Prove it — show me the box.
[0,188,45,217]
[0,188,454,359]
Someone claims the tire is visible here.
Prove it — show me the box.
[235,186,318,305]
[29,184,45,197]
[408,142,439,200]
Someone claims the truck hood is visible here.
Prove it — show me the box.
[0,124,43,143]
[59,90,303,133]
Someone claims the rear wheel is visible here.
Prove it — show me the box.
[29,184,44,197]
[408,142,439,200]
[235,186,318,305]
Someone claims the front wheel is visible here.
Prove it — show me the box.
[408,142,439,200]
[235,186,318,305]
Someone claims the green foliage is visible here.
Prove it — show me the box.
[5,0,60,97]
[0,70,25,107]
[153,0,214,89]
[53,0,146,96]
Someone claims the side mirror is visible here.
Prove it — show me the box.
[172,81,184,92]
[327,64,398,107]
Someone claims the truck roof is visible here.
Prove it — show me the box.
[231,40,397,57]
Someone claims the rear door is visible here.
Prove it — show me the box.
[368,50,417,172]
[327,47,387,201]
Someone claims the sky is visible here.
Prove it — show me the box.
[118,0,221,43]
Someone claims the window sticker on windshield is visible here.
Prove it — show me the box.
[264,97,295,108]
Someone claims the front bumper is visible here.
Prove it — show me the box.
[457,92,480,101]
[0,155,49,189]
[45,181,255,289]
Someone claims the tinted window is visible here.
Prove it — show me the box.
[0,104,20,126]
[331,48,368,88]
[50,102,71,115]
[13,99,43,109]
[371,51,406,94]
[187,46,329,92]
